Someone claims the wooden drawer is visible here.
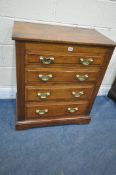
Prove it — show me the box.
[25,67,100,84]
[26,42,108,54]
[25,101,89,119]
[25,84,94,102]
[25,52,104,66]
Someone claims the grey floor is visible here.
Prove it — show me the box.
[0,96,116,175]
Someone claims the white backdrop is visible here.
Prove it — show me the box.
[0,0,116,98]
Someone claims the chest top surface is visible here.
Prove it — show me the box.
[12,21,116,47]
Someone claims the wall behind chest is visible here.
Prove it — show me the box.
[0,0,116,98]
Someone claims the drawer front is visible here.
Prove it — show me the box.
[25,101,89,119]
[25,52,104,66]
[25,67,100,84]
[26,42,108,54]
[25,85,94,102]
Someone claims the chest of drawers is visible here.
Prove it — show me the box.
[12,21,116,130]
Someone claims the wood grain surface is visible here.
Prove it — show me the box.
[25,101,89,119]
[12,21,116,46]
[25,84,94,102]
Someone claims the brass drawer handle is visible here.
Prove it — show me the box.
[68,107,78,113]
[36,109,48,115]
[72,91,84,98]
[40,56,54,64]
[76,74,88,81]
[38,74,53,82]
[37,92,50,99]
[80,58,93,66]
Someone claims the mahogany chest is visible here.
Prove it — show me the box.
[12,21,116,130]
